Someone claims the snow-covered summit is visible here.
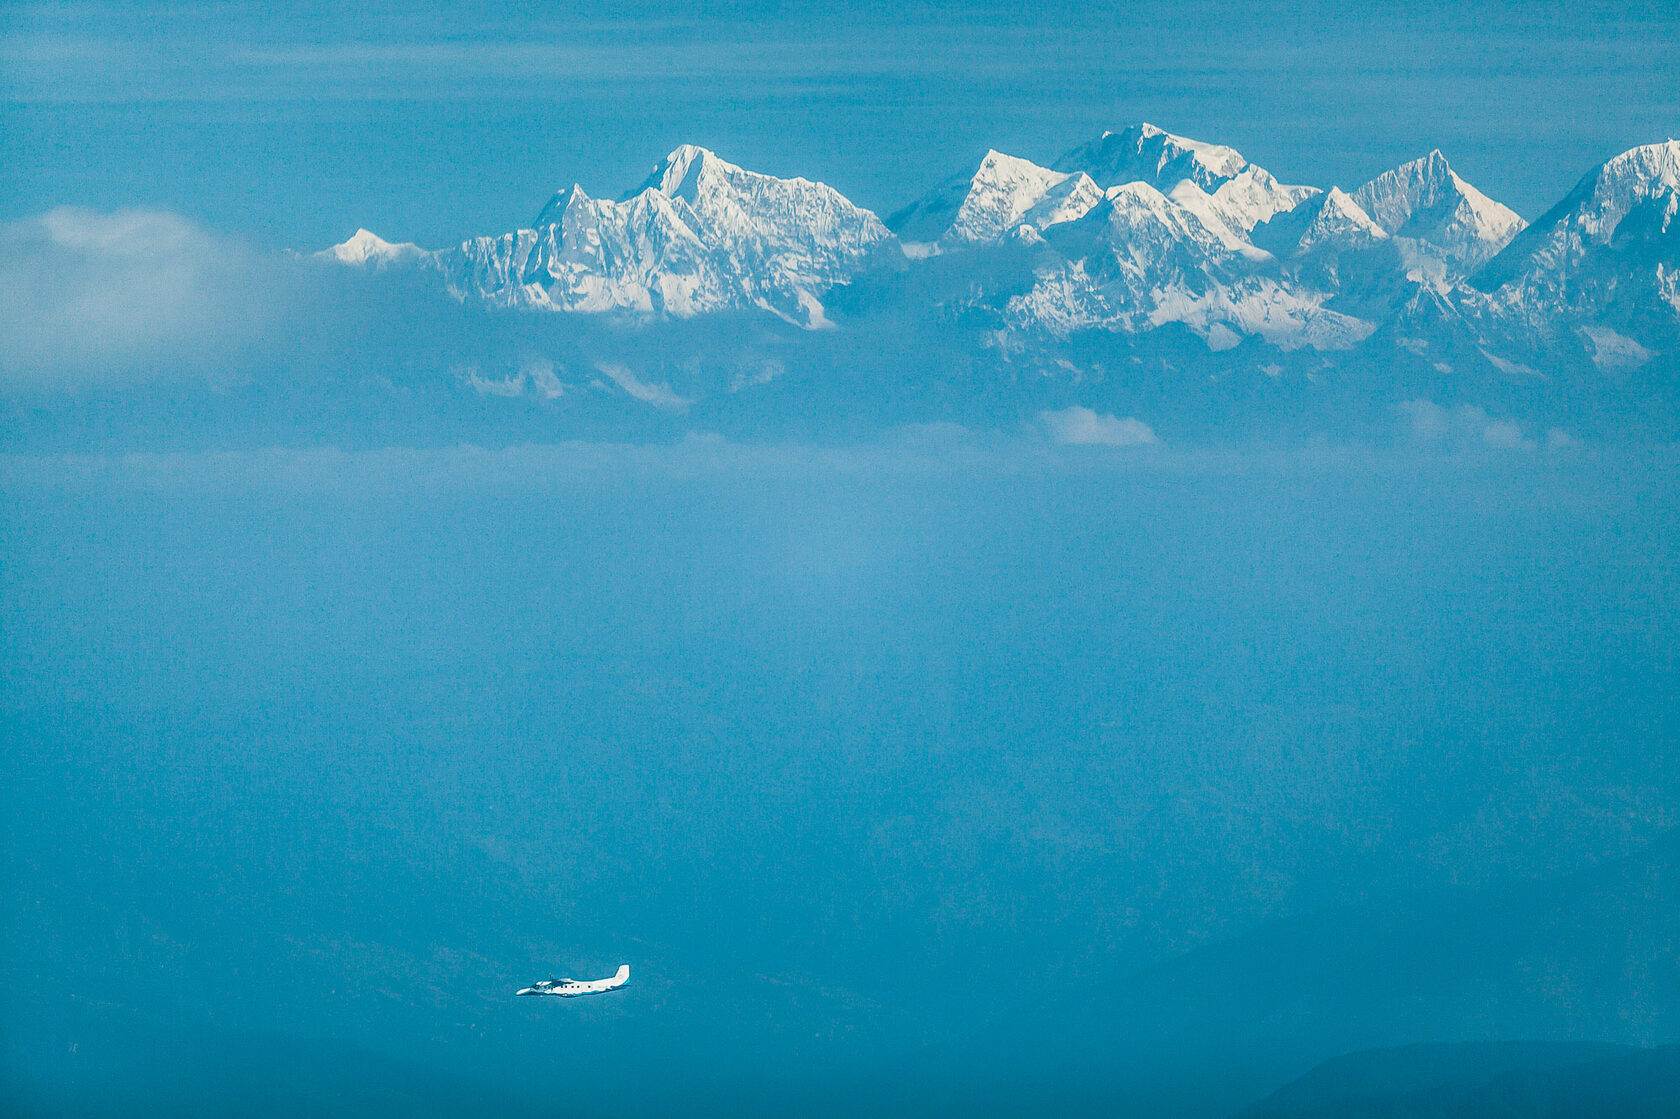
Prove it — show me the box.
[320,229,427,268]
[1253,187,1388,257]
[888,150,1103,247]
[441,145,892,326]
[1050,124,1317,237]
[1351,151,1526,274]
[1480,140,1679,285]
[1006,180,1374,350]
[1202,166,1321,236]
[1571,139,1680,232]
[627,145,889,271]
[531,183,590,230]
[1054,123,1249,192]
[640,142,716,199]
[1472,139,1680,336]
[1090,179,1254,262]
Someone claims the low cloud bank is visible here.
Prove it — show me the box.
[0,208,281,390]
[1398,399,1573,453]
[1039,406,1157,447]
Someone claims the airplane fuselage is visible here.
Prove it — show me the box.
[517,965,630,998]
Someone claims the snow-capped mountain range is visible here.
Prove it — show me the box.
[323,124,1680,381]
[424,145,889,327]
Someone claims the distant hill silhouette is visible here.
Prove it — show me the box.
[1238,1040,1680,1118]
[1,1003,579,1119]
[914,827,1680,1116]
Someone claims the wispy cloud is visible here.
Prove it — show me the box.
[0,21,1030,105]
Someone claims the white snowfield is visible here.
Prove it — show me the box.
[321,127,1679,360]
[517,965,630,998]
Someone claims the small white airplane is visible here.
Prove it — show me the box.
[517,965,630,998]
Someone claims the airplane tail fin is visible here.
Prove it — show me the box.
[614,964,630,983]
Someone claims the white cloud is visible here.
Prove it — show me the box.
[1398,399,1541,452]
[1480,418,1528,450]
[460,357,569,400]
[459,365,526,397]
[524,358,567,399]
[1039,406,1157,447]
[594,362,692,410]
[1478,348,1540,378]
[1398,399,1452,441]
[0,207,275,391]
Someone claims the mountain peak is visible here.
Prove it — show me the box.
[1352,151,1525,273]
[1056,123,1249,192]
[1472,138,1680,305]
[442,144,890,327]
[889,149,1102,247]
[1050,124,1315,236]
[976,149,1036,173]
[1095,123,1170,141]
[645,144,727,201]
[1255,185,1388,255]
[1356,151,1475,216]
[319,228,426,268]
[1319,186,1384,231]
[532,183,591,229]
[1596,139,1680,195]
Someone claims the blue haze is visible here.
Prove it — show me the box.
[5,3,1680,1116]
[5,442,1680,1115]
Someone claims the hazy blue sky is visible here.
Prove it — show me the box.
[4,0,1678,248]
